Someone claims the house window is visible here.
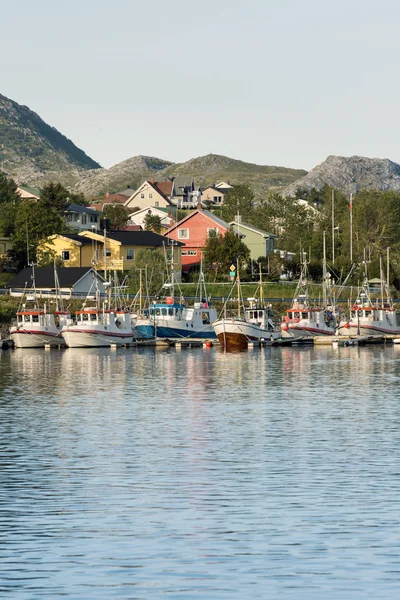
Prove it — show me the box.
[178,228,189,239]
[207,227,218,236]
[149,193,153,199]
[181,250,197,257]
[141,193,145,199]
[82,215,87,225]
[61,250,70,261]
[90,215,98,223]
[155,201,159,208]
[126,249,135,260]
[105,250,112,257]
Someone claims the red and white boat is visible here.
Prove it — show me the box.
[61,307,135,347]
[10,309,69,348]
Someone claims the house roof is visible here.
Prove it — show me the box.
[104,230,184,247]
[155,181,173,196]
[166,209,230,233]
[118,188,136,197]
[66,203,101,215]
[7,267,104,289]
[230,221,278,238]
[55,233,93,245]
[102,193,129,204]
[17,186,41,199]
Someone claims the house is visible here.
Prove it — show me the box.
[65,203,101,231]
[124,180,174,210]
[201,185,225,205]
[16,186,41,201]
[165,209,230,271]
[90,193,130,212]
[124,178,202,211]
[6,267,107,298]
[39,230,183,273]
[229,219,277,261]
[127,206,175,230]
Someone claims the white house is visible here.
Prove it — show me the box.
[127,206,175,229]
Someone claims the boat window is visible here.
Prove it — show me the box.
[82,314,89,321]
[168,308,174,316]
[156,308,161,316]
[24,315,30,322]
[365,310,372,316]
[302,312,308,319]
[149,309,154,316]
[162,308,167,316]
[202,312,210,324]
[175,309,180,316]
[90,314,97,321]
[32,315,39,323]
[258,311,263,318]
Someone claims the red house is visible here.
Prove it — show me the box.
[165,209,230,272]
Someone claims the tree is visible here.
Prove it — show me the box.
[203,229,250,281]
[143,213,162,233]
[12,201,67,263]
[39,182,70,214]
[103,204,129,230]
[128,249,168,297]
[221,184,255,222]
[0,172,20,205]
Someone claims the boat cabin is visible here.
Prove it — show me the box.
[16,310,48,326]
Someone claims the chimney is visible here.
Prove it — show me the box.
[106,192,109,198]
[150,178,155,184]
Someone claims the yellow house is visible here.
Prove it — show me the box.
[39,230,183,273]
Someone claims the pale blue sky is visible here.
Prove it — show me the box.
[1,0,399,170]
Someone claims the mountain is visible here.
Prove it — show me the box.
[70,155,174,197]
[71,153,307,198]
[0,92,101,182]
[284,155,400,197]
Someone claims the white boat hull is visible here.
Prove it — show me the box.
[10,329,65,348]
[62,329,134,348]
[337,322,400,337]
[282,323,336,338]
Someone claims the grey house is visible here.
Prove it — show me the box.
[7,267,107,299]
[65,204,101,232]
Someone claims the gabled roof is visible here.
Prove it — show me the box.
[166,209,230,233]
[17,186,41,199]
[229,221,278,238]
[155,181,174,196]
[102,193,129,204]
[66,203,101,215]
[47,233,93,246]
[81,230,184,247]
[125,180,174,207]
[6,267,105,289]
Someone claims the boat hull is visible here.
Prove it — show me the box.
[62,329,134,348]
[213,318,279,350]
[10,329,65,348]
[338,322,400,337]
[283,324,336,339]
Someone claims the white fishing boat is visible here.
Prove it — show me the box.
[62,273,135,347]
[10,264,69,348]
[213,264,280,350]
[62,307,135,347]
[281,236,337,339]
[337,259,400,337]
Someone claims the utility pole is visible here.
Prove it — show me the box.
[349,193,353,263]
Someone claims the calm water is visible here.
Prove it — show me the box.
[1,344,400,599]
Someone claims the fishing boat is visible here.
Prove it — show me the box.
[281,236,337,339]
[213,264,280,350]
[134,261,217,340]
[337,259,400,337]
[61,274,135,347]
[10,264,70,348]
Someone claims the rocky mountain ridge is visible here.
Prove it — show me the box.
[284,155,400,197]
[0,92,100,182]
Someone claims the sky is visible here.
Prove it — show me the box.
[1,0,399,171]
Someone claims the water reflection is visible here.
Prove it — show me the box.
[1,346,400,598]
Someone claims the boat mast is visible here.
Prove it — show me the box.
[237,258,241,317]
[323,230,327,308]
[259,262,263,306]
[380,256,384,308]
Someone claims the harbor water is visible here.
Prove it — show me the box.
[1,345,400,599]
